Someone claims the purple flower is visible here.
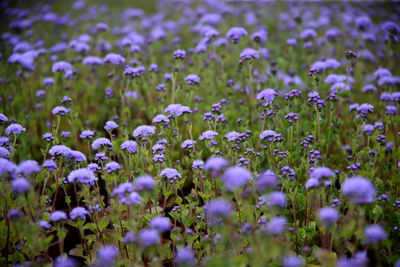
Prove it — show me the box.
[206,199,232,225]
[42,132,54,142]
[134,175,155,192]
[385,105,398,115]
[324,74,346,84]
[257,88,277,104]
[165,104,192,117]
[363,124,375,135]
[155,84,167,92]
[104,161,121,173]
[373,68,391,80]
[113,182,134,198]
[203,112,215,121]
[82,56,103,66]
[174,49,186,60]
[67,168,97,185]
[0,137,9,147]
[152,114,170,123]
[214,38,228,47]
[192,160,204,170]
[251,30,267,44]
[240,48,259,60]
[113,183,141,205]
[54,256,78,267]
[204,157,228,175]
[256,170,278,192]
[364,224,386,244]
[49,145,72,157]
[105,87,113,98]
[61,131,70,138]
[49,210,67,222]
[382,21,400,34]
[281,166,295,180]
[52,106,69,115]
[262,216,287,234]
[265,191,286,208]
[308,91,320,103]
[125,91,138,100]
[104,120,118,131]
[226,27,248,43]
[283,255,304,267]
[175,247,195,266]
[42,159,57,172]
[286,38,297,46]
[337,251,368,267]
[380,92,392,101]
[306,167,335,189]
[123,232,136,244]
[121,140,138,153]
[91,137,112,150]
[152,144,164,154]
[103,53,125,65]
[50,42,68,53]
[138,229,160,247]
[164,73,172,81]
[97,245,119,266]
[17,160,40,176]
[0,158,17,177]
[5,123,26,135]
[160,168,181,183]
[133,125,156,138]
[70,207,88,220]
[355,16,372,31]
[66,150,85,164]
[52,61,73,73]
[87,163,100,172]
[36,90,46,99]
[392,92,400,101]
[39,220,52,230]
[341,176,376,204]
[0,113,8,123]
[225,131,240,142]
[317,207,339,227]
[80,130,95,139]
[181,139,196,150]
[88,204,101,214]
[150,216,172,233]
[95,22,109,31]
[124,66,145,78]
[259,130,282,143]
[349,103,359,112]
[284,113,299,124]
[199,130,218,140]
[43,77,54,87]
[7,209,23,220]
[221,166,252,190]
[127,192,142,205]
[345,51,357,60]
[185,74,200,86]
[95,152,108,162]
[356,103,374,118]
[0,147,9,159]
[331,82,351,93]
[301,28,317,40]
[11,177,31,193]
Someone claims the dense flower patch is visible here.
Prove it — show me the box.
[1,0,400,266]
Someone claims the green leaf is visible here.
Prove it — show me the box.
[315,249,337,267]
[98,218,110,231]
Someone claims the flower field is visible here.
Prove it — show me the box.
[1,0,400,266]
